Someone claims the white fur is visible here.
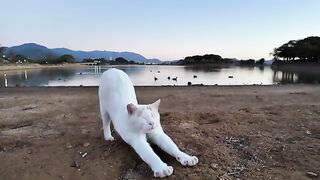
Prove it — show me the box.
[99,68,198,178]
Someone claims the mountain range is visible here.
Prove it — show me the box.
[2,43,161,64]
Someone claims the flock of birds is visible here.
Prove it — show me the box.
[152,70,198,84]
[154,75,182,82]
[151,69,234,85]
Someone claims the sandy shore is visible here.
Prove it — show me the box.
[0,85,319,179]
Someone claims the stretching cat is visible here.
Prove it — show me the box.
[99,68,198,178]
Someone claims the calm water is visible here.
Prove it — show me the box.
[1,65,320,87]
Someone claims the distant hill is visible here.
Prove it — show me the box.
[3,43,54,60]
[3,43,161,64]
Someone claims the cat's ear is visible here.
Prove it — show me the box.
[127,103,137,114]
[150,99,161,110]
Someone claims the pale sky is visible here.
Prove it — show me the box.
[1,0,320,60]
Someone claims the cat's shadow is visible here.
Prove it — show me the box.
[110,129,177,164]
[151,144,175,163]
[124,144,178,179]
[108,133,178,179]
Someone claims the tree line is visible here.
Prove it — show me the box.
[0,46,76,64]
[0,46,139,65]
[1,53,75,64]
[0,45,5,61]
[82,57,142,65]
[176,54,265,66]
[177,54,234,65]
[3,36,319,65]
[272,36,320,61]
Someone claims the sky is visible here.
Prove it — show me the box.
[1,0,320,61]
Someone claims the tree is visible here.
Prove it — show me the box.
[239,59,255,66]
[272,36,320,61]
[0,44,4,62]
[13,54,28,63]
[256,58,265,65]
[113,57,129,64]
[7,50,15,63]
[59,54,75,63]
[178,54,226,65]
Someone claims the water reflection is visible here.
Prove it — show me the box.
[273,70,320,84]
[183,65,222,72]
[0,68,76,87]
[257,66,264,71]
[94,66,101,74]
[115,65,147,75]
[0,65,320,87]
[4,74,8,87]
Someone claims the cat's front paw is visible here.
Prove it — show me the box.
[105,136,114,141]
[176,153,198,166]
[153,164,173,178]
[104,133,114,141]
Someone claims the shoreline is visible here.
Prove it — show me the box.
[1,61,320,72]
[0,63,84,71]
[0,83,317,88]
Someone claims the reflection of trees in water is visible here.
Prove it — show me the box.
[273,70,320,84]
[258,66,264,71]
[183,65,225,72]
[103,65,145,75]
[1,66,146,87]
[117,67,144,75]
[1,68,76,87]
[0,74,7,87]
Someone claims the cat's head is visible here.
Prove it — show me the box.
[127,99,161,133]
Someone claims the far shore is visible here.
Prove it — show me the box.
[1,62,320,72]
[0,63,85,71]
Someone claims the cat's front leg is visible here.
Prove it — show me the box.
[101,111,114,141]
[148,129,199,166]
[175,151,199,166]
[129,138,173,178]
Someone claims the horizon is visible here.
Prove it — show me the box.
[1,0,320,61]
[1,42,278,61]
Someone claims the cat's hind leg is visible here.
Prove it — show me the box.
[147,129,198,166]
[101,111,114,141]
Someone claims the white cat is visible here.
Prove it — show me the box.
[99,68,198,178]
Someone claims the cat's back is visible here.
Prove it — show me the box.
[100,68,132,88]
[99,68,136,104]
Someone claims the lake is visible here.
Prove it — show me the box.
[1,65,320,87]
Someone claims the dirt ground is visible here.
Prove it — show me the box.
[0,85,319,180]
